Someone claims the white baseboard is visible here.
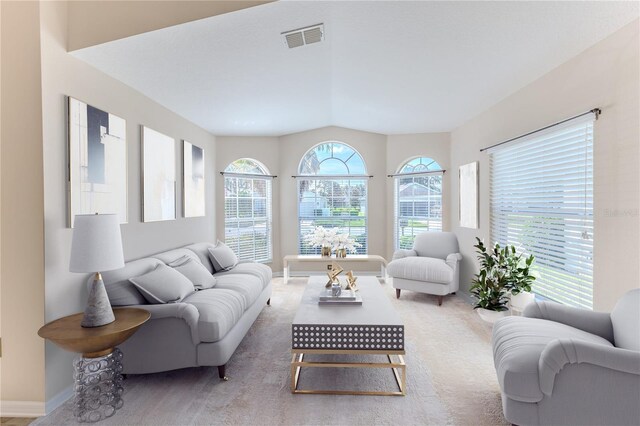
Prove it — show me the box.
[45,384,73,415]
[0,400,46,417]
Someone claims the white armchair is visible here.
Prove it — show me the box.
[492,289,640,425]
[387,232,462,306]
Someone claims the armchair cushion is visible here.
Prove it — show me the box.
[392,249,417,261]
[412,231,459,259]
[492,316,613,403]
[387,256,453,284]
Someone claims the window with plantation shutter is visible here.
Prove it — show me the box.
[393,157,443,250]
[489,114,594,309]
[297,142,368,255]
[224,159,272,263]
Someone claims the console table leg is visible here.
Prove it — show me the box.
[284,262,289,284]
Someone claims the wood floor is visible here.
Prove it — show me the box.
[1,418,35,426]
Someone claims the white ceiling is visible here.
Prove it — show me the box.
[73,1,639,136]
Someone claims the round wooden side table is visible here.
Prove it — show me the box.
[38,308,150,422]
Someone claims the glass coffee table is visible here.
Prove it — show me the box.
[291,275,406,396]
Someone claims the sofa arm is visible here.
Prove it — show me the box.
[127,303,200,345]
[539,338,640,396]
[445,253,462,270]
[523,300,614,343]
[392,249,417,261]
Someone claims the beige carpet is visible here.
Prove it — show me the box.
[35,277,507,426]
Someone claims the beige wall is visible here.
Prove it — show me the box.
[215,136,280,269]
[450,19,640,311]
[0,0,46,410]
[385,133,451,259]
[40,1,217,403]
[67,1,273,51]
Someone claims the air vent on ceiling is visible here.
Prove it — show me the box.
[282,24,324,49]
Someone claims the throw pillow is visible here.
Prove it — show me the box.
[129,264,195,304]
[170,257,217,290]
[207,241,238,272]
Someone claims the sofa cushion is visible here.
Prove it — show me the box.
[492,316,614,403]
[611,288,640,351]
[387,256,453,284]
[214,262,272,290]
[182,289,245,342]
[102,257,162,306]
[214,273,264,311]
[169,256,217,290]
[207,241,238,272]
[129,264,195,304]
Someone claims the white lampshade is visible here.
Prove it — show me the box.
[70,214,124,273]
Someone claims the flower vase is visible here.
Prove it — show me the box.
[336,248,347,258]
[321,246,332,257]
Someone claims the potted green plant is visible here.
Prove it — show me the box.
[470,238,536,323]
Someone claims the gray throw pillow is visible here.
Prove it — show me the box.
[169,257,217,290]
[207,241,238,272]
[129,264,195,304]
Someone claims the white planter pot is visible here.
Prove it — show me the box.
[476,308,510,324]
[509,291,535,312]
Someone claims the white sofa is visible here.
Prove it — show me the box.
[100,242,272,379]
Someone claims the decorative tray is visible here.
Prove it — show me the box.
[318,289,362,305]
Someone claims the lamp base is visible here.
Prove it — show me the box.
[81,273,115,328]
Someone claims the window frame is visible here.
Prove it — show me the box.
[223,158,273,263]
[489,116,595,309]
[393,157,444,250]
[296,142,369,255]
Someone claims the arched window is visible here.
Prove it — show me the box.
[224,159,272,262]
[297,142,368,254]
[394,157,443,250]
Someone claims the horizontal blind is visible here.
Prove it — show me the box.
[298,178,368,254]
[224,175,272,263]
[394,174,443,250]
[490,116,594,309]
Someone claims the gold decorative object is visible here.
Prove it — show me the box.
[321,246,332,257]
[325,262,344,288]
[336,248,347,258]
[345,271,358,292]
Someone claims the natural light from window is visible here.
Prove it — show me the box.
[224,158,273,263]
[297,142,368,255]
[394,157,443,250]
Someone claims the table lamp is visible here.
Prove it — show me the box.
[70,213,124,328]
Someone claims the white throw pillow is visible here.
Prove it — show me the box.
[169,257,217,290]
[207,241,238,272]
[129,264,195,304]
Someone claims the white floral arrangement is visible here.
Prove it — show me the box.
[332,233,362,253]
[304,226,338,248]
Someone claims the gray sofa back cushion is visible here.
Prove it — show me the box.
[207,241,238,272]
[413,232,459,259]
[611,288,640,351]
[184,242,217,273]
[152,248,200,266]
[101,257,162,306]
[171,257,217,290]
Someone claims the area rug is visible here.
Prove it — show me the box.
[34,277,507,425]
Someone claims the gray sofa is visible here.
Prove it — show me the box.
[492,289,640,425]
[101,242,272,379]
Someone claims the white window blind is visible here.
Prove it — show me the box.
[393,157,443,250]
[298,178,368,255]
[224,160,272,263]
[490,115,594,309]
[297,142,368,255]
